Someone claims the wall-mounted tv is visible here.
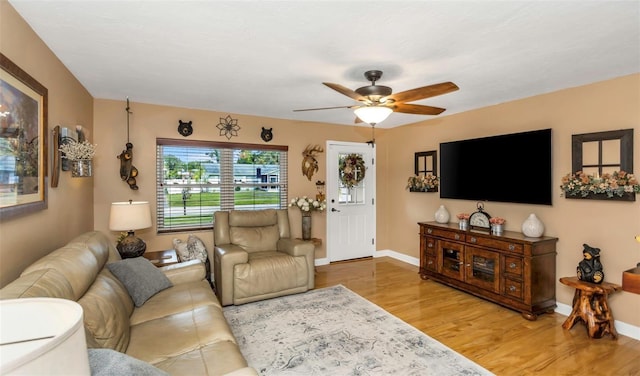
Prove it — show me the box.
[439,129,552,205]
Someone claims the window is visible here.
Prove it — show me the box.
[156,139,288,232]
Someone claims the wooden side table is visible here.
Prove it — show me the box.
[143,249,179,267]
[559,276,621,339]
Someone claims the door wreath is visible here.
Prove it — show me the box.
[339,153,366,188]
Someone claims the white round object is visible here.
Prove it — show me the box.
[0,298,90,375]
[435,205,450,224]
[522,213,544,237]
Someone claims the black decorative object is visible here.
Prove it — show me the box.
[216,115,240,140]
[469,202,491,230]
[261,127,273,142]
[178,120,193,137]
[117,233,147,258]
[117,99,139,190]
[577,244,604,284]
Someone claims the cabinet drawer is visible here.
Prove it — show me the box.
[429,227,465,242]
[468,235,523,254]
[424,236,437,255]
[504,256,523,277]
[425,255,437,271]
[504,278,523,300]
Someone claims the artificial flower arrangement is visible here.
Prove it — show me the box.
[289,196,327,213]
[489,217,506,225]
[406,174,439,192]
[456,213,470,220]
[340,154,366,188]
[59,140,97,160]
[560,170,640,198]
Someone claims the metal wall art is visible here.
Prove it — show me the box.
[178,120,193,137]
[216,115,240,140]
[117,99,139,190]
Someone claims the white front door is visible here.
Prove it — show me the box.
[326,141,376,262]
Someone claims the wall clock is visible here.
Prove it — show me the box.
[178,120,193,137]
[261,127,273,142]
[469,202,491,230]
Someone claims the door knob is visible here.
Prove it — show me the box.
[331,208,340,212]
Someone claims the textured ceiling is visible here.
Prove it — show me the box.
[8,1,640,129]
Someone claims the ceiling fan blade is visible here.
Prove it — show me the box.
[293,105,356,112]
[393,103,446,115]
[385,82,459,103]
[354,116,363,124]
[323,82,367,101]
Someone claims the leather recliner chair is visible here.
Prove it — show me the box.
[212,209,315,306]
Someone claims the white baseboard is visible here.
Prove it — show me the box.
[317,249,640,341]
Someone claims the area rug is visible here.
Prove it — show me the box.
[223,285,494,375]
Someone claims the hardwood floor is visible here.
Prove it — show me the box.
[315,257,640,376]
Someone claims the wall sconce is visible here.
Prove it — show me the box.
[109,200,152,259]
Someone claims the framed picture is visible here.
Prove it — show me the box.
[0,53,48,220]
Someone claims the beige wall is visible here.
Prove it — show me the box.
[91,99,377,260]
[2,0,638,328]
[0,1,94,287]
[381,74,640,326]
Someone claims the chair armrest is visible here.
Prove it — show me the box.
[278,238,315,290]
[160,259,205,285]
[214,244,249,306]
[277,238,314,257]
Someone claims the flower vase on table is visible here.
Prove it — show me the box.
[301,212,312,240]
[289,196,326,241]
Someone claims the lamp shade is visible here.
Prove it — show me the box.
[109,201,152,231]
[0,298,90,375]
[354,106,393,125]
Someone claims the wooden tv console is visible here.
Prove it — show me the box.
[418,222,558,320]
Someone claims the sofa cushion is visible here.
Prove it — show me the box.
[126,305,238,364]
[153,341,250,376]
[173,235,208,263]
[88,348,169,376]
[233,251,308,300]
[130,280,219,326]
[0,268,75,300]
[229,225,280,253]
[107,257,173,307]
[79,271,134,352]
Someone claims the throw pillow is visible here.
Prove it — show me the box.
[107,257,173,307]
[173,235,207,263]
[88,349,169,376]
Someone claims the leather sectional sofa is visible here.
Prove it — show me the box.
[0,231,256,375]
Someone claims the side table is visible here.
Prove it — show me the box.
[143,249,179,267]
[559,276,621,339]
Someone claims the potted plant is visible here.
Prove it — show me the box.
[59,140,97,177]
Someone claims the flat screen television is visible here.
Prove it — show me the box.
[439,129,552,205]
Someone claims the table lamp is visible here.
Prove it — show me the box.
[109,200,152,258]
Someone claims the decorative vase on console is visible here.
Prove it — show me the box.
[522,213,544,237]
[435,205,450,224]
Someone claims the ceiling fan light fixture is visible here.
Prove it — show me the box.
[354,106,393,125]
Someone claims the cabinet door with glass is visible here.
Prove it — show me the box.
[438,240,465,281]
[465,246,500,293]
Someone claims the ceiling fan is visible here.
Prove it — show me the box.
[294,70,459,125]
